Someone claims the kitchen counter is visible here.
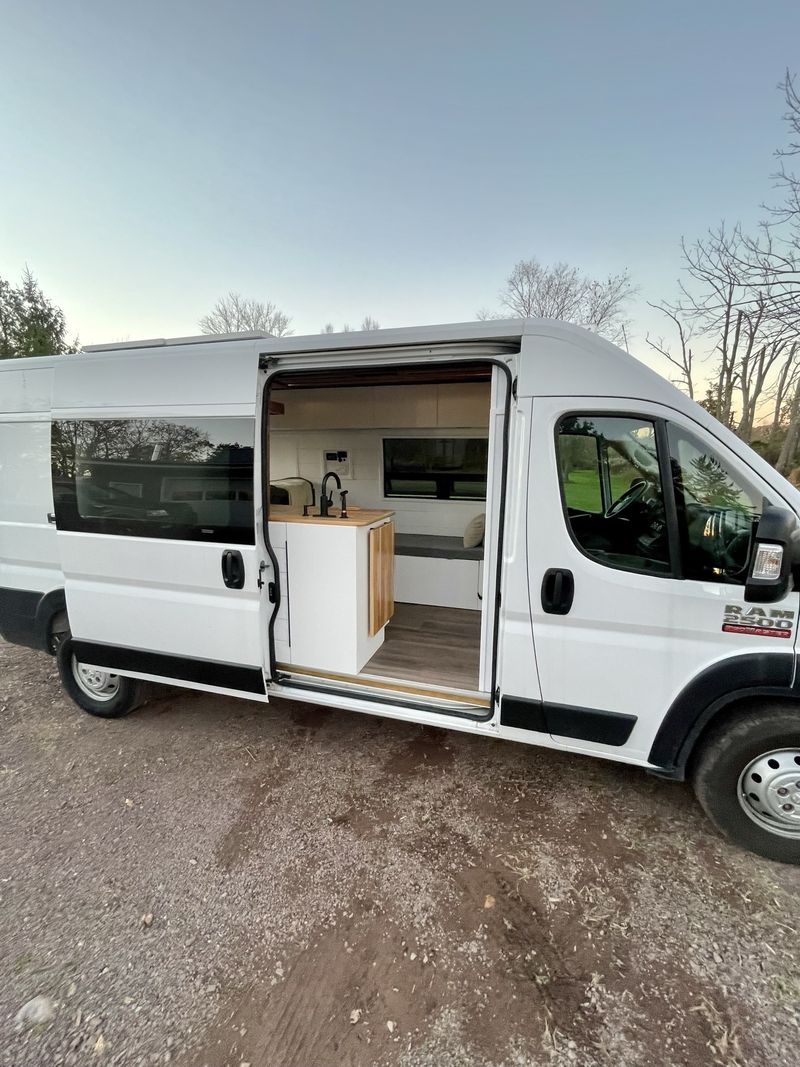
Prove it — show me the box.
[278,508,394,527]
[268,511,395,674]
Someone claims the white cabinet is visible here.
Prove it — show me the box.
[268,512,394,675]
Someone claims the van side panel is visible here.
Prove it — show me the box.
[0,364,62,649]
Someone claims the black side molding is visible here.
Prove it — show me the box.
[500,696,637,747]
[71,641,266,695]
[648,651,797,777]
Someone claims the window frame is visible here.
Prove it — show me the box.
[51,416,257,546]
[554,411,682,580]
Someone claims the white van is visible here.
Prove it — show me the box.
[3,319,800,863]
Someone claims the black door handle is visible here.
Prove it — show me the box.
[541,568,574,615]
[221,549,245,589]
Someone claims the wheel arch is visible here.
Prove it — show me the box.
[34,589,68,654]
[648,652,799,780]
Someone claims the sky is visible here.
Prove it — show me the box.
[1,0,798,381]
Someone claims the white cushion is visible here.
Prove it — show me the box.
[463,513,485,549]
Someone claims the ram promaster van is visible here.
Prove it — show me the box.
[3,319,800,863]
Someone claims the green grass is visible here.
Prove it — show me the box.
[563,469,637,513]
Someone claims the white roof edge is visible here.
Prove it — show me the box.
[82,330,274,352]
[1,319,606,368]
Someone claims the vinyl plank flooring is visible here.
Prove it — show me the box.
[362,602,481,691]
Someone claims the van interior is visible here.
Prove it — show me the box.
[266,362,499,703]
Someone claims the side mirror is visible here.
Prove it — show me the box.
[744,506,799,603]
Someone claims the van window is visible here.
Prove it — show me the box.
[668,426,764,583]
[383,437,488,500]
[51,417,255,544]
[557,415,671,575]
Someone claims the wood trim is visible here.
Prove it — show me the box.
[280,509,395,527]
[274,661,490,707]
[369,521,395,635]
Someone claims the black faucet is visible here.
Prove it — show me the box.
[319,471,342,517]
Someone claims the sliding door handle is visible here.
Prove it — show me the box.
[541,568,574,615]
[221,549,245,589]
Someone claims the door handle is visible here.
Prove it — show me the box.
[221,549,245,589]
[541,568,574,615]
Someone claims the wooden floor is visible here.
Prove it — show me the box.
[362,602,482,691]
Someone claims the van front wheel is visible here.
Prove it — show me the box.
[57,637,145,718]
[692,704,800,864]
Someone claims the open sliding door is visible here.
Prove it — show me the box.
[51,341,272,700]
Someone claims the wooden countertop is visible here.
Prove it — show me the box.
[274,508,395,528]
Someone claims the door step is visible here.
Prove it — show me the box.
[273,661,491,712]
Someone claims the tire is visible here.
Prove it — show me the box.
[692,703,800,864]
[56,636,146,719]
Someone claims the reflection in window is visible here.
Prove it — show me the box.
[668,427,763,583]
[51,418,255,543]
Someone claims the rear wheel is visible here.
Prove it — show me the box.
[57,636,146,719]
[692,704,800,864]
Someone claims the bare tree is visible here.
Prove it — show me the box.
[671,224,778,433]
[645,306,696,398]
[200,292,292,336]
[727,73,800,325]
[321,317,381,333]
[484,258,635,345]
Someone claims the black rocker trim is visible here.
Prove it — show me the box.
[500,696,637,747]
[70,641,266,695]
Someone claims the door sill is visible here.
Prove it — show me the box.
[273,661,492,718]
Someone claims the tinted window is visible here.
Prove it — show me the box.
[383,438,488,500]
[668,426,764,583]
[52,418,255,544]
[557,415,671,575]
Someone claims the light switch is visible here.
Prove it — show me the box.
[323,449,351,478]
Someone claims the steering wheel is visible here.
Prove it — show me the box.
[606,478,648,519]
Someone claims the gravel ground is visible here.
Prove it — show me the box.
[1,638,799,1067]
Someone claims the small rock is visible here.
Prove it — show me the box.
[141,913,154,928]
[484,895,496,909]
[240,1062,252,1067]
[15,995,55,1029]
[386,1020,396,1034]
[124,798,134,808]
[93,1034,107,1056]
[349,1009,362,1024]
[67,982,77,998]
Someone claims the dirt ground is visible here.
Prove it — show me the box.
[1,640,799,1067]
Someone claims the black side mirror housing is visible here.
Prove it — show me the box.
[744,506,799,603]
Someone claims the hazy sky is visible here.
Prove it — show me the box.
[1,0,798,379]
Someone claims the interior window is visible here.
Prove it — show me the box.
[557,415,671,575]
[383,437,488,500]
[668,426,765,584]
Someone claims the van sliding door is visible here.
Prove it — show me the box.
[50,344,272,700]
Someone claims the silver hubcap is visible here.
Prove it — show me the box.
[72,655,121,702]
[738,749,800,838]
